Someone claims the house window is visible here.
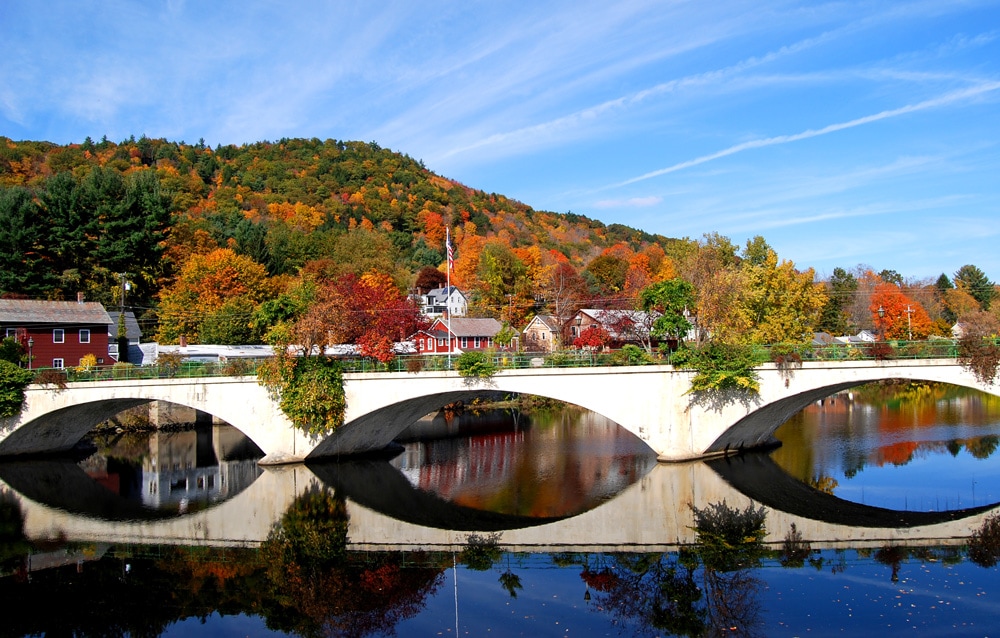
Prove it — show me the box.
[438,338,445,347]
[461,337,468,348]
[79,328,90,344]
[52,358,64,369]
[53,329,64,344]
[5,328,16,338]
[474,337,481,348]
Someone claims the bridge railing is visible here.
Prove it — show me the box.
[27,339,970,384]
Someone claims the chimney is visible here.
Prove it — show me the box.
[179,335,188,347]
[77,292,85,303]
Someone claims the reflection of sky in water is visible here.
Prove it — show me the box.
[831,450,1000,510]
[776,387,1000,511]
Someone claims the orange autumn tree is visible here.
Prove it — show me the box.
[450,234,486,289]
[416,208,446,249]
[157,248,273,344]
[870,282,933,340]
[623,252,654,302]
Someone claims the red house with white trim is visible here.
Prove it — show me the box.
[412,317,506,354]
[0,299,114,369]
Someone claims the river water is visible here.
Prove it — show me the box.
[2,383,1000,636]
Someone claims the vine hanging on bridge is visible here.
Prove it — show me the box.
[0,360,34,419]
[258,354,347,437]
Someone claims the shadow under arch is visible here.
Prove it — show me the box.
[707,452,1000,528]
[308,459,571,532]
[0,399,153,457]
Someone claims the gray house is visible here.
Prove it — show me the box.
[108,311,143,364]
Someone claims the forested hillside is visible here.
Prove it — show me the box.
[0,136,686,335]
[1,135,995,352]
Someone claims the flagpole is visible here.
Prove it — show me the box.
[447,227,453,369]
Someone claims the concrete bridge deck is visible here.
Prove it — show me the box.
[1,359,997,463]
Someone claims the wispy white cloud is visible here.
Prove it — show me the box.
[593,196,663,209]
[607,81,1000,189]
[730,195,974,232]
[428,17,845,164]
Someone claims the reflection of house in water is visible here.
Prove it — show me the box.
[393,409,526,499]
[391,409,655,516]
[83,402,262,513]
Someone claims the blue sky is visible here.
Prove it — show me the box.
[3,0,999,282]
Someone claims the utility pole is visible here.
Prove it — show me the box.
[906,305,913,341]
[119,272,128,314]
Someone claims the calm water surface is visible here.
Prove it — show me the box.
[772,383,1000,510]
[1,386,1000,636]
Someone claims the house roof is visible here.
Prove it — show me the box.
[432,317,503,337]
[523,314,561,331]
[0,300,113,327]
[426,286,465,300]
[812,331,836,346]
[107,311,142,341]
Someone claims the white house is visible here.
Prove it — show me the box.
[422,286,468,318]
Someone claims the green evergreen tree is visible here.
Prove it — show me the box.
[954,264,996,310]
[0,187,54,296]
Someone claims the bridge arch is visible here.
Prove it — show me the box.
[0,398,153,456]
[315,367,672,458]
[1,377,312,464]
[703,360,1000,456]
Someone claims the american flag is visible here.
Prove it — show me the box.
[446,227,454,271]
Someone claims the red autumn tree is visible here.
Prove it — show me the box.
[573,325,610,350]
[298,270,426,363]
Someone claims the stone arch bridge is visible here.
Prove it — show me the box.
[1,359,995,464]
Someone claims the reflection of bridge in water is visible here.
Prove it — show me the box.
[4,456,997,552]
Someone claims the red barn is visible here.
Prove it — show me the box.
[0,299,114,369]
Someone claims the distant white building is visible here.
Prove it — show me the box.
[422,286,468,318]
[155,344,277,363]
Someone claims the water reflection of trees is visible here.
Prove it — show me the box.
[458,532,525,599]
[0,486,446,638]
[0,491,30,577]
[258,485,445,638]
[566,500,768,637]
[774,382,1000,486]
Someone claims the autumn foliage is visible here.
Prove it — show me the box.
[157,248,273,344]
[870,282,933,340]
[294,270,426,363]
[2,136,990,359]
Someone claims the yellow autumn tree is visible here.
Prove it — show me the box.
[738,249,828,344]
[157,248,272,344]
[266,201,325,233]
